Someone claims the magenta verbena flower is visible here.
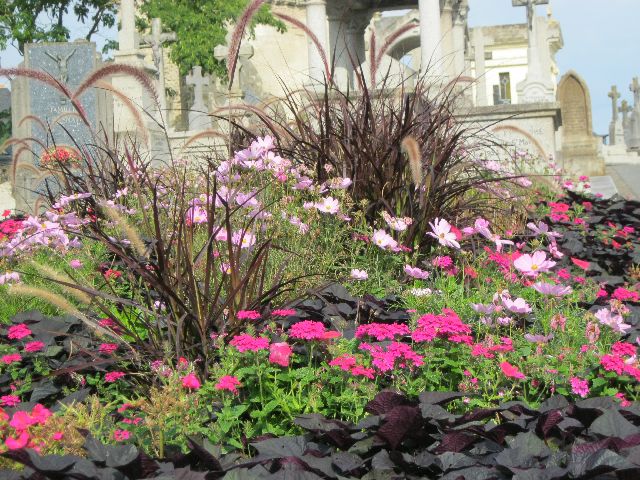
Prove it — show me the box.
[229,334,270,352]
[570,377,590,398]
[355,323,410,341]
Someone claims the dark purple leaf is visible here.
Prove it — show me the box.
[376,405,421,450]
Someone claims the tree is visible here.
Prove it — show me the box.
[0,0,117,54]
[0,109,10,144]
[140,0,285,79]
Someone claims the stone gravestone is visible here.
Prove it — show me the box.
[629,77,640,150]
[557,71,604,176]
[12,41,109,213]
[608,85,625,146]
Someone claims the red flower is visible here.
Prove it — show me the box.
[570,258,590,271]
[2,210,11,217]
[104,269,122,280]
[500,361,525,379]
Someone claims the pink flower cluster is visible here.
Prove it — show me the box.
[7,323,32,340]
[289,320,340,341]
[360,342,424,372]
[355,323,410,341]
[229,334,270,352]
[236,310,261,320]
[1,404,52,450]
[215,375,242,394]
[411,309,471,343]
[329,354,375,379]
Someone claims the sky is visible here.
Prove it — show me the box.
[1,0,638,134]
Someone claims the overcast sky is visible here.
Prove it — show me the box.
[1,0,638,134]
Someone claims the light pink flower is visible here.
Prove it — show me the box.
[501,297,532,314]
[532,282,572,296]
[69,259,83,269]
[404,265,430,279]
[427,218,460,249]
[513,251,556,277]
[0,272,20,285]
[350,269,368,280]
[314,196,340,214]
[594,308,631,334]
[371,229,398,251]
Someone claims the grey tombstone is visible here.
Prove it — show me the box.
[12,41,109,213]
[557,70,604,176]
[186,66,211,131]
[608,85,625,146]
[629,77,640,150]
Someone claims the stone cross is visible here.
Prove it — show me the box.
[44,48,76,83]
[621,100,631,125]
[141,18,176,72]
[631,77,640,111]
[608,85,620,121]
[512,0,549,30]
[186,66,211,130]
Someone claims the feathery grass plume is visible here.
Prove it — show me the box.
[369,30,377,86]
[30,261,92,305]
[93,80,149,145]
[228,0,267,89]
[17,115,48,132]
[103,206,147,258]
[375,22,419,71]
[182,129,228,150]
[11,161,40,191]
[401,136,423,185]
[274,12,331,83]
[73,64,158,105]
[8,284,105,333]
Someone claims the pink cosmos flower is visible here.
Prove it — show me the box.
[382,211,412,232]
[1,394,20,407]
[527,221,562,239]
[427,218,461,249]
[24,341,45,353]
[185,205,208,225]
[501,297,532,314]
[114,430,130,441]
[570,377,590,398]
[1,353,21,365]
[5,431,29,450]
[231,230,256,249]
[215,375,242,394]
[474,218,492,238]
[269,342,293,367]
[181,373,201,390]
[105,371,125,383]
[532,282,573,296]
[7,324,31,340]
[372,229,398,251]
[594,308,631,334]
[513,251,556,277]
[314,196,340,214]
[500,361,526,379]
[0,272,20,285]
[350,269,368,281]
[99,343,118,355]
[229,334,270,352]
[404,265,429,280]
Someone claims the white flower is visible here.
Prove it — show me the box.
[315,196,340,214]
[372,229,398,251]
[427,218,460,249]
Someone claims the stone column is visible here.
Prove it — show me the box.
[306,0,329,83]
[452,2,468,77]
[328,16,350,90]
[119,0,138,52]
[419,0,443,76]
[472,28,487,106]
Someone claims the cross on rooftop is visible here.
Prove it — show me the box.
[512,0,549,30]
[631,77,640,109]
[608,85,620,121]
[141,18,177,71]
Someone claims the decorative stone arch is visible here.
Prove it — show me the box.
[491,124,548,160]
[386,28,421,61]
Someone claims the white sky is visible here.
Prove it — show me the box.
[1,0,638,134]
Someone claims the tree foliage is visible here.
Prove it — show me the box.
[0,0,117,54]
[141,0,285,79]
[0,109,10,144]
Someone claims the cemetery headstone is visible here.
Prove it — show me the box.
[186,66,212,131]
[628,77,640,150]
[557,70,604,176]
[12,41,109,213]
[608,85,625,146]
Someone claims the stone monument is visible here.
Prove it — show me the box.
[513,0,555,103]
[185,66,211,131]
[621,100,632,145]
[628,77,640,150]
[12,41,110,213]
[608,85,625,146]
[557,71,604,176]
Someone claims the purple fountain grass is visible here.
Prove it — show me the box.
[373,22,419,77]
[274,12,332,84]
[93,80,149,146]
[227,0,267,89]
[73,64,158,106]
[17,115,48,133]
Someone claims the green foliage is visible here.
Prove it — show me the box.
[0,108,10,144]
[140,0,285,78]
[0,1,116,54]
